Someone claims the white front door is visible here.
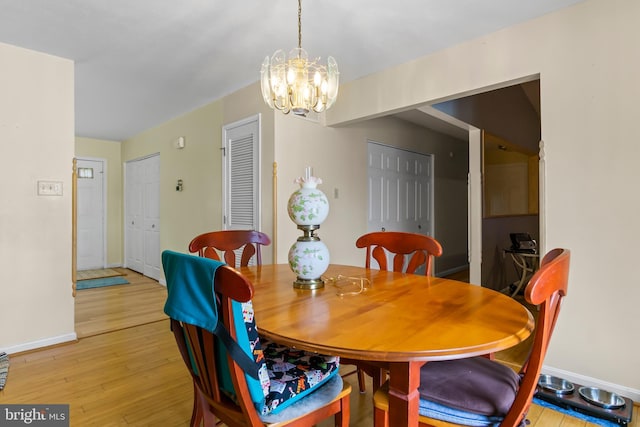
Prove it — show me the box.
[77,158,105,270]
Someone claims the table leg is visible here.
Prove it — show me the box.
[387,361,425,426]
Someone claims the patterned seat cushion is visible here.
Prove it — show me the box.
[261,339,340,415]
[222,300,340,417]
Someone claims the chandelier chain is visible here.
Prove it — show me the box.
[297,0,302,49]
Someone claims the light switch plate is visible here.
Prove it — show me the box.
[38,180,63,196]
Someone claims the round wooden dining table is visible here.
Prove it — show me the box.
[240,264,534,427]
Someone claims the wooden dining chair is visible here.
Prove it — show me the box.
[356,231,443,276]
[162,251,351,427]
[188,230,271,268]
[348,231,444,393]
[372,248,571,427]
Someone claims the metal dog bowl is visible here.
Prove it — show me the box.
[538,374,575,395]
[578,387,626,409]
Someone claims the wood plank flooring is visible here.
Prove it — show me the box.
[74,268,168,338]
[1,268,636,426]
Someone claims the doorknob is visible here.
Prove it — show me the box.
[381,227,386,231]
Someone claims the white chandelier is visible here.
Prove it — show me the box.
[260,0,339,116]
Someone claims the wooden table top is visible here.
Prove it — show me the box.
[240,264,534,362]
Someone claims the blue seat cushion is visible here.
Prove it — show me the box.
[418,357,520,425]
[419,399,505,427]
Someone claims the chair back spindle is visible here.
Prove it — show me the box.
[189,230,271,268]
[357,231,443,276]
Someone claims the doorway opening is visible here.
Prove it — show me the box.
[431,78,541,289]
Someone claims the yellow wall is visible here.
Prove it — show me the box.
[75,137,123,267]
[0,42,75,351]
[122,101,224,258]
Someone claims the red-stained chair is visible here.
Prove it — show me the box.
[163,251,351,427]
[372,248,570,427]
[348,231,444,392]
[189,230,271,268]
[356,231,443,276]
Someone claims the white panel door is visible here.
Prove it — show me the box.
[367,141,433,235]
[143,155,161,280]
[398,149,432,234]
[77,159,105,270]
[368,143,399,232]
[125,154,160,279]
[125,160,144,273]
[367,142,434,273]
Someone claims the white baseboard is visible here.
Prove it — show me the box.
[2,333,77,356]
[543,365,639,403]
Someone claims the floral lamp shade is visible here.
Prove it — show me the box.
[287,167,330,289]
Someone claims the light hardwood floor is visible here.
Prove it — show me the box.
[74,268,167,338]
[1,269,636,426]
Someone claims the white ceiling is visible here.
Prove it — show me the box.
[0,0,585,141]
